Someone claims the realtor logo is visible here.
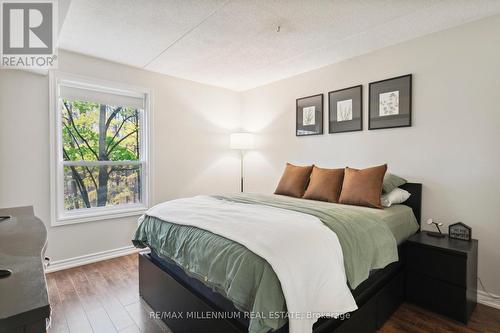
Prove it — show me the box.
[1,0,58,69]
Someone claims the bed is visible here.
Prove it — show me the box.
[133,183,422,333]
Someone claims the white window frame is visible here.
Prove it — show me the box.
[49,71,153,226]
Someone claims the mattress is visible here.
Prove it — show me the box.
[359,203,419,245]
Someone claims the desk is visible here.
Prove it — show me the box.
[0,206,50,333]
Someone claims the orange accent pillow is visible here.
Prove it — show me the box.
[339,164,387,208]
[274,163,314,198]
[303,166,344,203]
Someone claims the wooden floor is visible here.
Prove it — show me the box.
[46,254,500,333]
[46,254,170,333]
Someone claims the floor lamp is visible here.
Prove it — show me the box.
[230,133,255,192]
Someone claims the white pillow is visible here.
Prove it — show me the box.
[381,188,411,207]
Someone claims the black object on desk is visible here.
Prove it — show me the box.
[0,216,13,279]
[0,270,11,279]
[0,206,50,333]
[405,232,478,324]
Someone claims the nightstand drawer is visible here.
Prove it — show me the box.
[407,243,467,287]
[407,271,467,323]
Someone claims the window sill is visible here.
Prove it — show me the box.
[53,205,147,227]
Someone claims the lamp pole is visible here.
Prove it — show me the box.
[240,150,244,192]
[230,132,254,193]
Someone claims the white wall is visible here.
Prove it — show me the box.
[0,50,242,262]
[241,15,500,294]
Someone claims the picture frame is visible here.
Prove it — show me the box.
[296,94,323,136]
[449,222,472,241]
[328,85,363,134]
[369,74,412,130]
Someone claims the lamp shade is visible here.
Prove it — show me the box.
[230,133,255,150]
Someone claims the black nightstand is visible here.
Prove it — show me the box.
[405,232,478,323]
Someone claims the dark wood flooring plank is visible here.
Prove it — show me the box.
[67,266,118,332]
[46,254,500,333]
[118,324,141,333]
[95,259,138,307]
[125,300,169,333]
[67,266,102,311]
[52,270,93,333]
[82,262,136,331]
[466,304,500,333]
[85,307,118,333]
[108,259,140,305]
[46,273,70,333]
[378,302,500,333]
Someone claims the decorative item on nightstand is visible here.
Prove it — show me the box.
[425,218,445,238]
[230,132,255,192]
[449,222,472,241]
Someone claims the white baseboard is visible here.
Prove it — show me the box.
[45,245,140,273]
[478,290,500,310]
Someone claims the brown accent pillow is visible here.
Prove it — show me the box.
[274,163,313,198]
[303,166,344,203]
[339,164,387,208]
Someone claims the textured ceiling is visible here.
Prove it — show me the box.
[58,0,500,91]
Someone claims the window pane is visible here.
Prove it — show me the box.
[61,99,141,162]
[63,164,142,211]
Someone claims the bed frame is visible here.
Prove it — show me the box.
[139,183,422,333]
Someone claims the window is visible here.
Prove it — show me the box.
[50,73,150,225]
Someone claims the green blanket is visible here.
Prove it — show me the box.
[132,193,418,333]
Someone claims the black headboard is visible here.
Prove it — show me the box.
[399,183,422,225]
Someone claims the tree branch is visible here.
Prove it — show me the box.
[63,101,99,160]
[106,114,136,150]
[105,106,122,131]
[62,122,87,160]
[63,122,99,190]
[63,148,91,208]
[106,130,137,155]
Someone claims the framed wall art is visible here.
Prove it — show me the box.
[369,74,412,130]
[296,94,323,136]
[328,85,362,134]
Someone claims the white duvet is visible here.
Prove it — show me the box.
[145,195,357,333]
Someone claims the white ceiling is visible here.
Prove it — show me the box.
[58,0,500,91]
